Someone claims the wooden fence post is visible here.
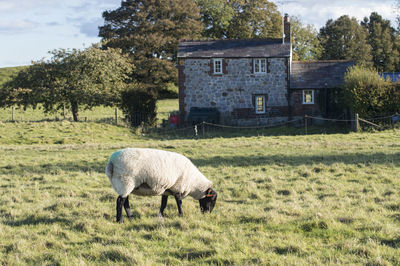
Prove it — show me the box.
[304,115,308,135]
[202,121,205,137]
[115,108,118,125]
[63,104,66,120]
[11,106,15,122]
[355,113,360,132]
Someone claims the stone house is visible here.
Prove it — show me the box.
[177,15,354,126]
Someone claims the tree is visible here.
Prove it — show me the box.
[196,0,235,39]
[362,12,400,72]
[196,0,282,39]
[0,46,132,121]
[290,16,322,61]
[99,0,203,91]
[319,15,372,64]
[226,0,282,39]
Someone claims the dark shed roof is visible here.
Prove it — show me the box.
[178,39,291,58]
[290,61,355,89]
[380,72,400,82]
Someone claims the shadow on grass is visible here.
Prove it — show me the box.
[100,249,136,263]
[0,160,105,175]
[381,237,400,249]
[171,249,216,261]
[1,151,399,176]
[4,215,70,227]
[143,125,350,141]
[191,152,400,168]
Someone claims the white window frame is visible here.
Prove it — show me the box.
[302,90,314,104]
[254,58,267,74]
[255,95,266,114]
[213,58,223,74]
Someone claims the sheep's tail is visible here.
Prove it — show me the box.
[105,161,113,179]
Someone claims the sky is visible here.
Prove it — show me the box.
[0,0,398,68]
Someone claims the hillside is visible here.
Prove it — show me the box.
[0,66,27,88]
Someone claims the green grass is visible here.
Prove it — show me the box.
[0,99,178,124]
[0,104,399,264]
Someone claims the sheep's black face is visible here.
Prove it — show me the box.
[199,188,217,213]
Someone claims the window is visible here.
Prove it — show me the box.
[213,58,223,74]
[254,58,267,74]
[303,90,314,104]
[255,95,266,114]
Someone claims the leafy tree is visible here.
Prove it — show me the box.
[196,0,235,39]
[196,0,281,39]
[290,16,322,61]
[0,46,132,121]
[319,15,372,64]
[226,0,281,39]
[362,12,400,72]
[343,65,394,118]
[99,0,203,91]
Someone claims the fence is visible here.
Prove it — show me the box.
[2,105,399,138]
[145,113,400,139]
[0,106,171,126]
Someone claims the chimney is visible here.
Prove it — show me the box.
[283,14,291,44]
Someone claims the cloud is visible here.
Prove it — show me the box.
[46,22,61,27]
[68,0,120,14]
[0,19,38,34]
[79,18,103,37]
[280,0,398,29]
[66,15,104,37]
[0,0,56,11]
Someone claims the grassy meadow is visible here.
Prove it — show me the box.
[0,100,399,264]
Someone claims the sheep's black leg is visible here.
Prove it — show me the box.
[159,195,168,217]
[174,194,183,216]
[116,196,126,223]
[123,195,134,220]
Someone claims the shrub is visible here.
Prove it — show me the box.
[343,65,395,118]
[120,84,158,127]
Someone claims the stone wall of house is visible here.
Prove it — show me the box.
[180,57,290,126]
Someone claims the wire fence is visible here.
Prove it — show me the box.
[145,113,400,139]
[2,105,399,138]
[0,106,172,126]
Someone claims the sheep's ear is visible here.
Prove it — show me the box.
[211,191,217,201]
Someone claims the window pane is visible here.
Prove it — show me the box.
[255,60,260,73]
[303,90,313,103]
[256,96,265,112]
[261,59,266,73]
[214,59,222,73]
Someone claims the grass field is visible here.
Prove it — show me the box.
[0,99,179,124]
[0,100,399,264]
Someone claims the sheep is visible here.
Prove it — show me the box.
[105,148,218,223]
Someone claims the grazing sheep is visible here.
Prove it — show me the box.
[105,148,217,223]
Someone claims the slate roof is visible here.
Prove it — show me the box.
[178,39,291,58]
[290,60,355,89]
[380,72,400,82]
